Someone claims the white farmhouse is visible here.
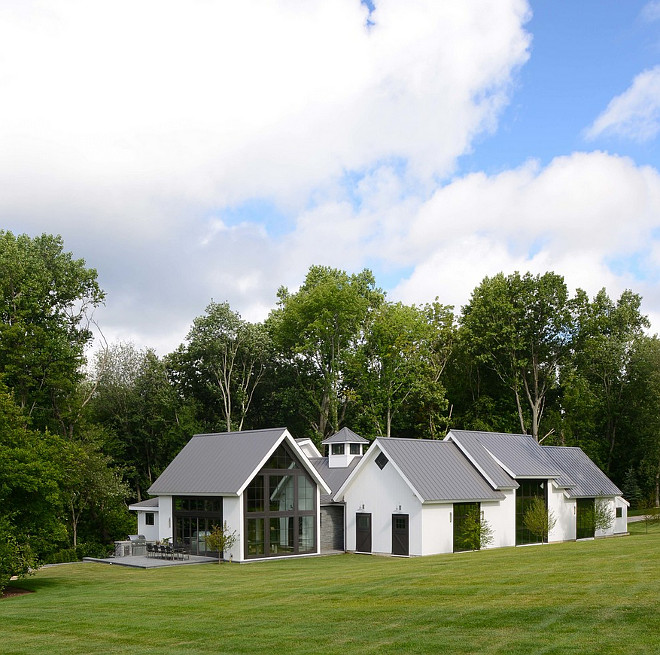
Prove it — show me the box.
[133,427,628,561]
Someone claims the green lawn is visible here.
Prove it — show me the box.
[2,522,659,655]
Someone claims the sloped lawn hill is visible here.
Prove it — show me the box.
[2,521,659,655]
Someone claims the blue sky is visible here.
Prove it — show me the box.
[1,1,660,353]
[465,1,660,174]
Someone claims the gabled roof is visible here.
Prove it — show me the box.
[128,497,159,511]
[335,438,505,503]
[321,427,369,445]
[543,446,622,498]
[446,430,560,486]
[148,428,330,496]
[308,456,361,504]
[296,438,322,458]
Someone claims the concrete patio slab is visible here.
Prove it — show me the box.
[84,554,218,569]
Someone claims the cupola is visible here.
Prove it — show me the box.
[321,427,368,468]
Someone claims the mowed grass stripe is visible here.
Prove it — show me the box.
[2,522,659,655]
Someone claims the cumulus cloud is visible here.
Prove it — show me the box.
[388,152,660,315]
[585,66,660,142]
[0,0,533,351]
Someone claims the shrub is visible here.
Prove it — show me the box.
[523,498,556,543]
[205,522,238,563]
[0,517,36,594]
[457,507,494,550]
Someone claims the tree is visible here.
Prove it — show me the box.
[522,497,556,543]
[461,272,573,441]
[593,499,614,533]
[90,343,199,499]
[205,521,238,563]
[0,232,104,435]
[350,301,452,439]
[171,302,271,432]
[621,467,643,509]
[568,289,649,474]
[457,507,494,551]
[0,385,69,562]
[0,515,36,595]
[269,266,384,440]
[61,437,130,548]
[619,336,660,505]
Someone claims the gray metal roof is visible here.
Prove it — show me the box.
[321,427,369,445]
[128,497,159,509]
[148,428,290,496]
[309,457,361,504]
[445,431,518,489]
[543,446,622,498]
[447,430,560,483]
[375,438,506,502]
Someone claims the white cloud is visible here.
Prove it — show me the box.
[0,0,534,352]
[388,152,660,315]
[585,66,660,142]
[0,0,530,222]
[641,1,660,22]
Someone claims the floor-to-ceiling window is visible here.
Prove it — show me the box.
[453,502,480,552]
[173,497,223,556]
[576,498,595,539]
[516,479,548,545]
[244,443,316,558]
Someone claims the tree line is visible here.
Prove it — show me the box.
[1,231,658,588]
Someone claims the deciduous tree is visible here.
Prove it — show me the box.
[461,272,572,441]
[269,266,383,439]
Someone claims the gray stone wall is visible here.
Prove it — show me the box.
[320,505,345,552]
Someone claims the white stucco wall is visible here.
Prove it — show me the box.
[135,511,159,542]
[420,504,452,555]
[223,495,242,561]
[158,495,173,542]
[482,490,516,548]
[614,497,628,534]
[343,447,422,555]
[549,482,576,542]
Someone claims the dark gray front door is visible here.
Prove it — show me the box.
[392,514,409,556]
[356,513,372,553]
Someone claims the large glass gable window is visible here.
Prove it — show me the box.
[244,443,316,558]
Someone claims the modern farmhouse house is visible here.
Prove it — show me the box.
[134,427,628,561]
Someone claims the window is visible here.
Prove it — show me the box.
[243,442,316,559]
[616,507,622,518]
[375,452,389,470]
[350,443,361,455]
[515,479,548,545]
[145,512,155,526]
[173,496,223,556]
[331,443,345,455]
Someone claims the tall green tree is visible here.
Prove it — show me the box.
[89,343,199,499]
[461,272,573,441]
[350,301,452,438]
[269,266,384,440]
[0,385,69,565]
[621,335,660,504]
[170,302,271,432]
[0,231,104,435]
[567,289,649,473]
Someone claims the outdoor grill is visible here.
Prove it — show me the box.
[128,535,147,556]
